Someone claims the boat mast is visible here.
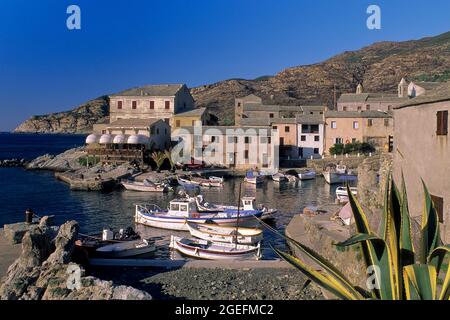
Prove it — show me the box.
[235,182,242,247]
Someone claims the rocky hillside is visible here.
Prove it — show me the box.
[14,97,109,133]
[14,31,450,131]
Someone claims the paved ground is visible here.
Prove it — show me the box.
[0,229,21,278]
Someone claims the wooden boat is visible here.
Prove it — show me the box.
[187,222,263,244]
[190,175,224,188]
[177,176,200,188]
[261,207,278,221]
[244,171,264,185]
[121,179,172,192]
[135,198,262,231]
[323,165,358,185]
[271,173,288,182]
[336,186,358,203]
[298,170,316,181]
[169,235,261,260]
[95,239,155,258]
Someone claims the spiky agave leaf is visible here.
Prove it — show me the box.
[399,173,415,265]
[336,233,396,300]
[428,245,450,300]
[420,180,441,264]
[273,248,363,300]
[403,264,437,300]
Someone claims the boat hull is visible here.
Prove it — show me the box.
[187,222,263,244]
[95,240,156,258]
[122,182,168,192]
[323,171,357,184]
[298,171,316,180]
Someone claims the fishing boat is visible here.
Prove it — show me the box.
[169,235,261,260]
[323,165,357,185]
[186,222,263,244]
[271,172,288,182]
[177,176,200,188]
[121,179,172,192]
[135,198,262,231]
[335,186,358,203]
[298,170,316,181]
[95,239,156,258]
[190,175,224,188]
[244,171,264,185]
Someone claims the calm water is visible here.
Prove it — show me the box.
[0,133,340,259]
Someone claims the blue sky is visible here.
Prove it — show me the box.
[1,0,450,131]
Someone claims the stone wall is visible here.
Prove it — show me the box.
[306,155,369,174]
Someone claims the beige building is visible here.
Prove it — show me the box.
[109,84,195,126]
[172,125,276,170]
[324,111,393,154]
[337,79,440,112]
[171,107,216,130]
[393,81,450,242]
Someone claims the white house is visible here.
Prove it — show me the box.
[297,115,325,159]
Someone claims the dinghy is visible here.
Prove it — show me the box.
[244,171,264,185]
[323,165,357,184]
[335,186,358,203]
[121,179,172,192]
[190,175,224,188]
[298,170,316,181]
[169,235,261,260]
[135,198,262,231]
[187,222,263,244]
[271,172,288,182]
[95,239,156,258]
[177,176,200,188]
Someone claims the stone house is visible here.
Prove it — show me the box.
[109,84,195,126]
[393,81,450,243]
[324,111,393,154]
[297,114,325,159]
[172,125,276,170]
[171,107,215,130]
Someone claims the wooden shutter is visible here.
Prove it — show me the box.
[165,101,170,110]
[437,111,448,135]
[150,101,154,109]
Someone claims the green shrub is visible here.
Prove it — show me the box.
[329,142,375,155]
[78,156,100,167]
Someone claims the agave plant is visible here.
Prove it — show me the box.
[274,173,449,300]
[150,151,167,172]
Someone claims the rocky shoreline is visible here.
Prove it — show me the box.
[0,159,28,168]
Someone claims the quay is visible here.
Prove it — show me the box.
[0,228,21,278]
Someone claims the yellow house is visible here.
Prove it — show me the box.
[171,107,212,131]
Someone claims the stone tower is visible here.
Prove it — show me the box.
[356,83,364,94]
[398,78,408,98]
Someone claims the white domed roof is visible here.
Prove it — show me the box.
[99,134,114,144]
[113,134,128,144]
[85,134,100,144]
[127,134,150,145]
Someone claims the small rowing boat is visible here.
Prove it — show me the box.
[186,222,263,244]
[244,171,264,185]
[336,186,358,203]
[271,172,288,182]
[323,165,357,185]
[298,170,316,181]
[169,235,261,260]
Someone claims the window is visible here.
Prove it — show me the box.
[176,120,180,127]
[310,112,313,115]
[132,101,137,109]
[285,126,290,133]
[366,105,371,111]
[437,111,448,136]
[331,121,337,129]
[165,101,170,110]
[336,137,343,144]
[352,138,357,143]
[353,121,359,129]
[357,106,362,111]
[368,119,373,127]
[269,113,274,118]
[268,137,271,144]
[237,102,241,107]
[156,128,159,134]
[388,105,393,111]
[192,120,195,126]
[273,126,278,130]
[179,204,188,212]
[245,137,251,144]
[150,101,155,109]
[117,101,123,109]
[301,135,306,141]
[314,135,320,142]
[314,148,319,154]
[280,137,284,146]
[310,125,319,133]
[384,118,389,127]
[244,150,249,159]
[211,136,219,143]
[343,106,347,111]
[170,203,180,211]
[430,195,444,223]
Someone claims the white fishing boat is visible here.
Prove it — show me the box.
[191,175,224,188]
[169,235,261,260]
[323,165,358,185]
[244,171,264,185]
[95,239,156,258]
[298,170,316,181]
[336,186,358,203]
[135,198,262,231]
[121,179,172,192]
[187,222,263,244]
[271,172,288,182]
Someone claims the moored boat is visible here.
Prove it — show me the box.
[323,165,357,184]
[135,198,262,231]
[169,235,261,260]
[121,179,172,192]
[95,239,156,258]
[177,176,201,188]
[298,170,316,180]
[244,171,264,185]
[336,186,358,203]
[187,222,263,244]
[271,172,288,182]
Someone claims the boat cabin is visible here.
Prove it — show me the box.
[241,197,256,211]
[168,198,199,217]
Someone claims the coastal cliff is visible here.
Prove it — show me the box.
[14,31,450,132]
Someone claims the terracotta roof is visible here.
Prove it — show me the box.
[325,111,393,118]
[396,81,450,109]
[173,107,207,117]
[111,84,185,97]
[338,93,407,104]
